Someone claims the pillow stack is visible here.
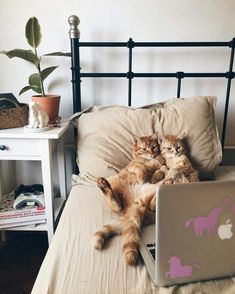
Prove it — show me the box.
[71,96,222,181]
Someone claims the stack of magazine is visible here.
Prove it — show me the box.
[0,192,46,229]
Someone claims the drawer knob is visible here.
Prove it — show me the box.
[0,144,8,151]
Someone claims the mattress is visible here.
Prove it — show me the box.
[32,166,235,294]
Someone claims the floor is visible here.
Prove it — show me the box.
[0,231,48,294]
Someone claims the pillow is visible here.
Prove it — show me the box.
[70,96,222,180]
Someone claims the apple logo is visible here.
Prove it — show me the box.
[218,219,233,240]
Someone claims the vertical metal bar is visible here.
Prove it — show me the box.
[177,78,181,98]
[127,38,134,106]
[221,40,235,154]
[70,39,81,113]
[68,15,81,174]
[176,72,184,98]
[69,15,81,113]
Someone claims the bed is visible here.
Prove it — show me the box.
[32,15,235,294]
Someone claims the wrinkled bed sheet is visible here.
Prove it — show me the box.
[32,166,235,294]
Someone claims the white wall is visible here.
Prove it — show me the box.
[1,0,235,144]
[0,0,235,184]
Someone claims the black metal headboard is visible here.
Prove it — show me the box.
[68,15,234,152]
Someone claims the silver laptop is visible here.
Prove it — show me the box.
[139,180,235,286]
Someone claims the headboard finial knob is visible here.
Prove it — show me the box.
[68,15,80,39]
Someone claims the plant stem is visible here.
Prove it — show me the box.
[37,61,45,96]
[34,48,45,96]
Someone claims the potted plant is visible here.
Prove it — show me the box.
[0,16,70,123]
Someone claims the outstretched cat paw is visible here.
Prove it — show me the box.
[94,233,105,250]
[97,177,122,212]
[97,177,111,191]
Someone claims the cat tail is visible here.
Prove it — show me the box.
[121,202,146,266]
[94,221,121,250]
[185,218,194,228]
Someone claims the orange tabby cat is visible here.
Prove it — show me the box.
[94,133,167,266]
[159,134,199,184]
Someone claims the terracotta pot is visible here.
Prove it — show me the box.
[32,95,61,124]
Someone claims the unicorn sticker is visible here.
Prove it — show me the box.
[165,256,199,279]
[185,207,223,237]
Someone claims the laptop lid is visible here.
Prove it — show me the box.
[155,180,235,286]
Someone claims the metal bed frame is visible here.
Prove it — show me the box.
[68,15,234,153]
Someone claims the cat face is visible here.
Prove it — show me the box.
[159,135,186,159]
[132,133,160,159]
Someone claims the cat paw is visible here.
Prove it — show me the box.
[94,234,104,250]
[163,177,174,185]
[97,177,111,191]
[97,177,122,212]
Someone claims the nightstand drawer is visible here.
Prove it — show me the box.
[0,138,41,158]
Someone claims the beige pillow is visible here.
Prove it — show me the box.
[71,96,222,180]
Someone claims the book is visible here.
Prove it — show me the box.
[0,192,46,228]
[0,219,46,229]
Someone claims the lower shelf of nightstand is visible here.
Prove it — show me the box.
[1,198,65,232]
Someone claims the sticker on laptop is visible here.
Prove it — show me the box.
[165,256,200,279]
[184,207,223,237]
[184,197,235,238]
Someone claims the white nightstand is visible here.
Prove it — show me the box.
[0,119,70,245]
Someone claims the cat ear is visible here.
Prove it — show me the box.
[133,135,142,145]
[177,132,186,141]
[151,132,158,140]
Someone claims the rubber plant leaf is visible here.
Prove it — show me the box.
[28,66,58,94]
[40,66,58,80]
[19,86,32,95]
[0,49,39,65]
[44,52,71,57]
[28,73,42,93]
[25,17,42,49]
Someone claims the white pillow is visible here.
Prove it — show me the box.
[71,96,222,180]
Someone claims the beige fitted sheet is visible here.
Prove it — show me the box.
[32,166,235,294]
